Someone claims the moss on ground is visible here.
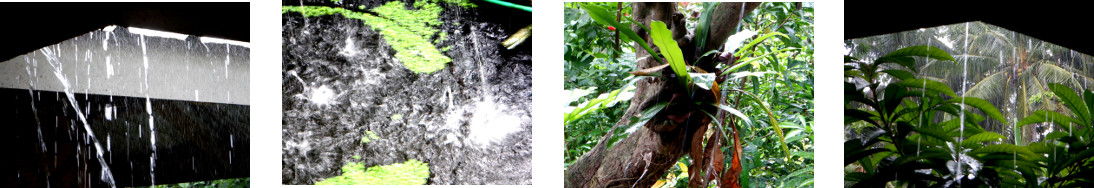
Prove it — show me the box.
[433,0,477,8]
[314,159,430,185]
[283,0,470,73]
[360,131,380,143]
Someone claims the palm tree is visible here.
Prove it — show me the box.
[847,21,1094,145]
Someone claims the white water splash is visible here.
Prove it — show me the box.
[41,46,117,188]
[104,104,114,121]
[310,85,336,105]
[339,36,359,56]
[467,98,523,146]
[140,34,157,186]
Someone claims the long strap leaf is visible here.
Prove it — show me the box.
[731,89,791,159]
[649,21,691,84]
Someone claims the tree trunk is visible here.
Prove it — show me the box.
[565,2,759,187]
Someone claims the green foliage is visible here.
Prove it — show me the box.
[849,21,1094,187]
[563,2,637,166]
[1015,83,1094,187]
[693,2,717,55]
[315,159,430,185]
[845,45,1043,187]
[564,2,814,187]
[722,3,814,187]
[578,3,660,63]
[282,2,451,73]
[564,78,636,125]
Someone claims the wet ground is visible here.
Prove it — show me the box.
[281,0,532,185]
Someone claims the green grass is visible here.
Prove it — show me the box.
[283,1,458,73]
[314,159,430,185]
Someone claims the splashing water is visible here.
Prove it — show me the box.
[140,34,157,186]
[41,46,117,188]
[466,26,522,146]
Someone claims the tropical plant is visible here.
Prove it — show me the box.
[564,2,813,187]
[847,22,1094,145]
[848,22,1094,187]
[563,2,638,166]
[1016,83,1094,187]
[844,45,1033,187]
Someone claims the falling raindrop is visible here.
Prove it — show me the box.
[140,33,157,187]
[40,45,117,188]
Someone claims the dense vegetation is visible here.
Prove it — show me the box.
[564,2,813,187]
[845,22,1094,187]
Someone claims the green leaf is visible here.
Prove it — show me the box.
[735,89,791,159]
[969,144,1035,157]
[846,148,890,166]
[892,79,957,98]
[736,32,788,57]
[622,102,669,134]
[718,104,754,127]
[1017,110,1077,127]
[1049,83,1089,124]
[1085,89,1094,125]
[1043,131,1070,142]
[946,97,1006,124]
[873,56,915,73]
[962,132,1006,148]
[578,4,661,63]
[690,73,716,90]
[880,69,914,81]
[1026,142,1055,153]
[792,151,814,160]
[648,21,690,84]
[694,2,716,53]
[845,109,879,127]
[913,126,955,143]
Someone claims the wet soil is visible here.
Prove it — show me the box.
[281,0,532,185]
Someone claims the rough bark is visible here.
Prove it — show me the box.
[565,2,760,187]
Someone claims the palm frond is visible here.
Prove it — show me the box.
[1034,62,1081,89]
[966,71,1009,100]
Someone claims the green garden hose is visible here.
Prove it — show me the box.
[482,0,531,12]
